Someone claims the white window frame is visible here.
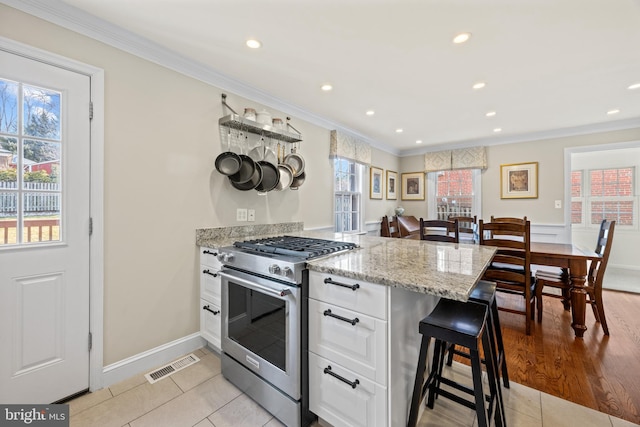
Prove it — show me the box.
[333,157,364,233]
[572,166,638,229]
[570,170,585,227]
[427,169,482,220]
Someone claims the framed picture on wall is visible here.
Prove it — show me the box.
[401,172,425,201]
[500,162,538,199]
[370,166,383,199]
[386,170,398,200]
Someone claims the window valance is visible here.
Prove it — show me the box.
[330,130,372,166]
[424,146,487,172]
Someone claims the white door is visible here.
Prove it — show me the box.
[0,49,91,403]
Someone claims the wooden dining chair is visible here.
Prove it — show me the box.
[419,218,459,243]
[480,219,536,335]
[448,215,477,234]
[535,220,616,335]
[380,215,400,238]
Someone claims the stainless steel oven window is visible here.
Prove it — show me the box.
[227,281,287,370]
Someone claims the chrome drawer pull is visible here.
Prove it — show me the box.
[323,277,360,291]
[202,305,220,315]
[202,249,218,256]
[323,309,359,326]
[323,365,359,389]
[202,269,218,277]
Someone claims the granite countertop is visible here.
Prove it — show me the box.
[196,223,496,302]
[306,237,497,301]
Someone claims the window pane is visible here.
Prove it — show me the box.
[436,170,474,219]
[22,215,60,243]
[0,137,17,186]
[23,84,61,140]
[0,192,17,245]
[571,201,582,224]
[0,79,19,134]
[571,170,582,197]
[23,140,61,189]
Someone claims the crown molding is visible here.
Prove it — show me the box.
[1,0,399,155]
[399,117,640,157]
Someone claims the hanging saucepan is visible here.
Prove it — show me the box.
[255,161,279,193]
[274,163,294,191]
[283,142,305,177]
[215,128,242,176]
[289,171,306,190]
[228,132,257,184]
[230,161,263,191]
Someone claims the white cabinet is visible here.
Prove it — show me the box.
[309,352,386,427]
[200,247,222,351]
[308,271,388,426]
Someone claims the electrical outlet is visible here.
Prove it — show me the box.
[554,200,562,209]
[236,208,247,222]
[248,209,255,222]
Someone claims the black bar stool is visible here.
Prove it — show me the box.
[447,280,510,389]
[407,298,505,427]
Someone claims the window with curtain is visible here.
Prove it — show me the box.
[334,158,363,233]
[428,169,480,219]
[572,166,636,227]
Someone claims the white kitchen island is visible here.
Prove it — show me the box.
[305,235,496,427]
[196,224,496,427]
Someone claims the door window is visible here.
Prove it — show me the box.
[0,78,62,246]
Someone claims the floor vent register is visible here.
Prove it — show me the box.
[144,353,200,384]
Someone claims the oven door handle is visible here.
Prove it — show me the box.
[218,270,292,298]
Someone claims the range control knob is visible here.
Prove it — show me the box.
[269,264,281,275]
[217,253,234,263]
[282,267,293,278]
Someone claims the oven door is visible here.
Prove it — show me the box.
[219,268,301,400]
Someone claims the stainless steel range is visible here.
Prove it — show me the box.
[216,235,357,427]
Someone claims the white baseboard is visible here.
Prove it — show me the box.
[100,333,205,389]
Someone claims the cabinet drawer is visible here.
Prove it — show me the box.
[309,271,387,320]
[309,299,387,385]
[200,265,221,306]
[309,352,387,427]
[200,247,222,270]
[200,299,221,352]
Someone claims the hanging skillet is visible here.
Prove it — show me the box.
[215,128,242,176]
[283,142,305,177]
[255,161,279,193]
[228,132,257,184]
[230,161,263,191]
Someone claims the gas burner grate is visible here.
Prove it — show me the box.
[234,236,358,259]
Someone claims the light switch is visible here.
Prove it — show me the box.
[237,208,247,221]
[248,209,255,222]
[554,200,562,209]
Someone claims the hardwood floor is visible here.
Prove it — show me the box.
[495,289,640,424]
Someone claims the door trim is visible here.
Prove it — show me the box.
[0,35,105,392]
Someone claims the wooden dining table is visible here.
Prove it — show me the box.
[530,242,601,338]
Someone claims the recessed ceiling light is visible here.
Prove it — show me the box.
[321,84,333,91]
[486,111,496,117]
[366,110,375,116]
[473,82,486,90]
[628,83,640,90]
[416,140,423,144]
[453,32,471,44]
[395,128,403,133]
[607,109,620,115]
[246,39,262,49]
[493,128,502,133]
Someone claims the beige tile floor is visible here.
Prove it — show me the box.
[68,347,640,427]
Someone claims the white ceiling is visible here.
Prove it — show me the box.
[13,0,640,154]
